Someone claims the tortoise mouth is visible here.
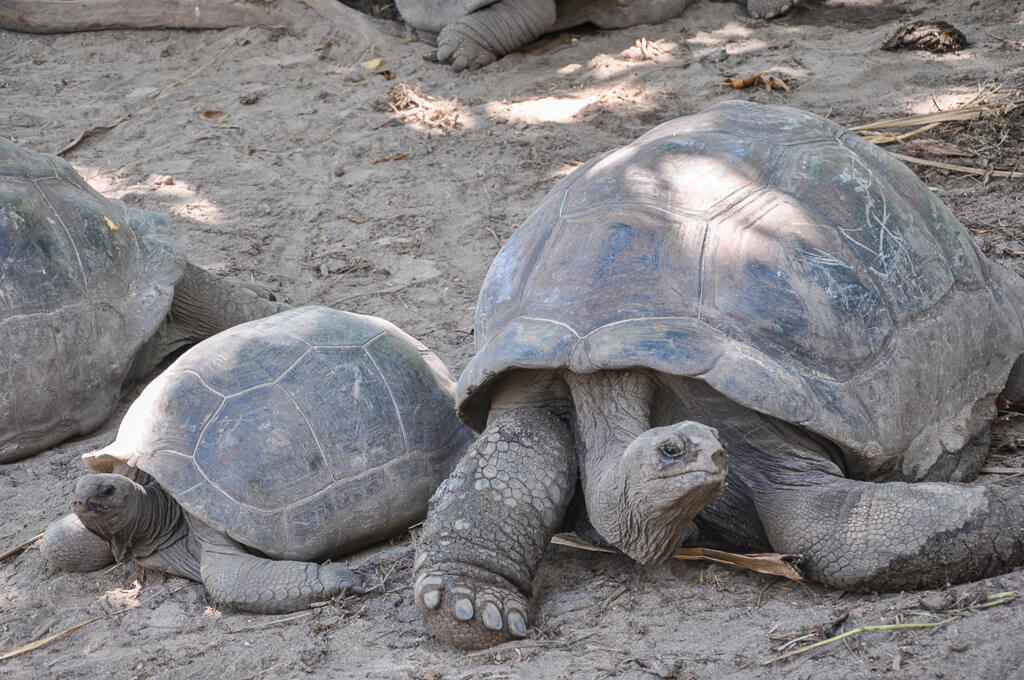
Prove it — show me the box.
[617,468,727,565]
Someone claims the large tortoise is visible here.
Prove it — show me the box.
[42,305,474,613]
[396,0,798,71]
[0,138,288,463]
[413,100,1024,649]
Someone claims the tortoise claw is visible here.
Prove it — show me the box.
[414,567,530,649]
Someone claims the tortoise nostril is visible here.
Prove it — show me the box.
[710,448,726,469]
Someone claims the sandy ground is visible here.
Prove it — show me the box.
[3,0,1024,677]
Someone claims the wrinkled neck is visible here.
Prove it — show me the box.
[566,370,654,544]
[99,482,186,562]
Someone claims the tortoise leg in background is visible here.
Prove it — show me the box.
[192,519,364,615]
[748,463,1024,591]
[436,0,556,71]
[167,262,291,342]
[40,514,115,572]
[739,0,798,19]
[414,377,577,649]
[128,262,291,380]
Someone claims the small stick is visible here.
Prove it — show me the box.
[225,610,312,633]
[599,585,629,614]
[463,632,597,658]
[0,532,43,562]
[849,106,991,132]
[330,285,408,306]
[0,609,130,660]
[148,41,236,99]
[886,151,1024,180]
[55,113,131,156]
[761,616,959,666]
[756,578,779,607]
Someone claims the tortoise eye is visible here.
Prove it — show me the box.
[659,442,683,459]
[98,485,115,498]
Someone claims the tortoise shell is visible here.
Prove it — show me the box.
[0,139,183,461]
[459,100,1024,482]
[90,306,470,561]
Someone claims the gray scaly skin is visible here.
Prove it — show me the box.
[437,0,556,72]
[416,369,1024,649]
[415,409,576,649]
[433,0,800,71]
[58,474,362,614]
[743,0,797,19]
[127,262,291,383]
[746,464,1024,591]
[415,370,728,649]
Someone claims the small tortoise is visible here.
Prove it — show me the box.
[413,100,1024,649]
[42,306,473,613]
[395,0,798,71]
[0,138,288,463]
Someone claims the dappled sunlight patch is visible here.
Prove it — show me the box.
[685,21,767,59]
[617,37,682,64]
[687,21,755,46]
[489,96,593,124]
[74,164,227,225]
[908,90,983,115]
[487,82,667,126]
[487,79,669,128]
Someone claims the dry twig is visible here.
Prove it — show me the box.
[0,532,43,562]
[55,113,131,156]
[550,533,803,580]
[0,609,130,660]
[384,84,462,133]
[761,616,959,666]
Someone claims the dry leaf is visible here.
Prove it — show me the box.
[201,109,227,123]
[360,57,382,70]
[373,153,408,164]
[716,73,790,93]
[350,217,368,224]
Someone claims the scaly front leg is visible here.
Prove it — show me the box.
[414,408,576,649]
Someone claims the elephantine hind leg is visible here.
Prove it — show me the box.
[196,526,362,614]
[436,0,556,71]
[755,477,1024,591]
[739,0,798,20]
[414,409,576,649]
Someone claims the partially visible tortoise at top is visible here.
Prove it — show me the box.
[395,0,799,71]
[0,138,289,463]
[413,100,1024,649]
[42,305,474,614]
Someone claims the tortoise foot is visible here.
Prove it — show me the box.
[744,0,797,19]
[415,563,529,650]
[436,23,499,72]
[435,0,556,71]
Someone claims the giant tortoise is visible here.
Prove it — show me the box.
[42,306,474,613]
[413,100,1024,649]
[396,0,798,71]
[0,138,288,463]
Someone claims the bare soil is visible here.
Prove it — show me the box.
[3,1,1024,678]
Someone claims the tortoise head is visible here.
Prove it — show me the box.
[73,473,147,545]
[592,421,727,564]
